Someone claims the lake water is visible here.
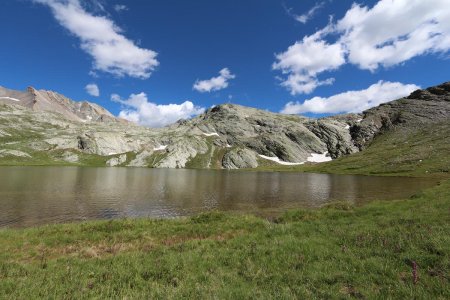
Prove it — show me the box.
[0,167,437,228]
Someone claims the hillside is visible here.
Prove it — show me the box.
[0,86,122,123]
[0,82,449,174]
[261,82,450,177]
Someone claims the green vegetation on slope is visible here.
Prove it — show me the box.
[1,181,449,298]
[0,149,113,167]
[257,122,450,177]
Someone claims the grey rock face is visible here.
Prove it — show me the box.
[351,82,450,149]
[0,149,31,158]
[305,115,361,159]
[106,154,127,167]
[222,148,258,169]
[1,82,449,169]
[61,152,79,163]
[154,136,209,169]
[0,86,124,123]
[128,151,153,167]
[76,132,148,156]
[188,104,334,163]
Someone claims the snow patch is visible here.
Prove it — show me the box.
[345,125,350,129]
[356,118,363,123]
[203,132,219,137]
[226,144,232,148]
[153,145,167,151]
[307,152,332,163]
[258,155,304,166]
[0,97,20,102]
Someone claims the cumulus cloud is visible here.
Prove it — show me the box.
[281,81,420,114]
[113,4,127,12]
[85,83,100,97]
[274,0,450,95]
[273,32,345,95]
[111,93,205,128]
[337,0,450,71]
[193,68,235,93]
[34,0,158,79]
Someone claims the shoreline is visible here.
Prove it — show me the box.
[1,179,449,298]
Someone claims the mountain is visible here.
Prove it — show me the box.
[351,82,450,149]
[0,86,123,123]
[0,82,449,173]
[302,82,450,176]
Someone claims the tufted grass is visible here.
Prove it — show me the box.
[1,180,449,298]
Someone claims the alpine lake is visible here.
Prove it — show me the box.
[0,166,438,228]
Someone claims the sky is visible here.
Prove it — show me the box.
[0,0,449,127]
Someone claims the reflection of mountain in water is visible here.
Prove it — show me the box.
[0,167,437,227]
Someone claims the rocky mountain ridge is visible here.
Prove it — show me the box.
[351,81,450,149]
[0,82,449,169]
[0,86,124,123]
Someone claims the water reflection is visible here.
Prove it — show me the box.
[0,167,437,228]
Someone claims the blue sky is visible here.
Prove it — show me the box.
[0,0,449,127]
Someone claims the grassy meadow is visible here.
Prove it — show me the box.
[1,180,449,299]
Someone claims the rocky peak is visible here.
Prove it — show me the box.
[351,81,450,149]
[1,81,448,170]
[1,86,123,123]
[204,104,255,120]
[181,102,358,164]
[407,82,450,101]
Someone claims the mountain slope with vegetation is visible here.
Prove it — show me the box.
[0,82,449,174]
[260,82,450,177]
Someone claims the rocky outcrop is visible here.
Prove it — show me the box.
[106,154,127,167]
[351,82,450,149]
[305,115,360,159]
[1,82,449,169]
[0,86,125,123]
[154,136,209,168]
[61,152,79,163]
[0,149,31,158]
[128,151,153,167]
[222,148,258,169]
[186,104,355,164]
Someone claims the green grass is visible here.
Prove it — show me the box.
[0,149,111,167]
[256,122,450,178]
[185,139,227,170]
[1,180,449,298]
[185,143,214,169]
[147,151,170,168]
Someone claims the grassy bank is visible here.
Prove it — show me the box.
[1,181,449,298]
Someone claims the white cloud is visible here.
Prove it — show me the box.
[295,2,325,24]
[34,0,158,79]
[337,0,450,71]
[281,81,420,114]
[193,68,235,93]
[273,30,345,95]
[275,0,450,94]
[113,4,127,12]
[111,93,205,128]
[85,83,100,97]
[280,76,334,95]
